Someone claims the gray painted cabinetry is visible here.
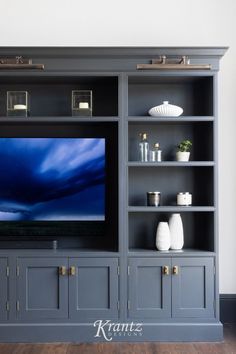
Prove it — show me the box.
[0,47,227,342]
[17,257,118,321]
[128,258,171,319]
[17,258,69,320]
[68,258,119,320]
[128,257,214,319]
[172,257,215,318]
[0,258,8,321]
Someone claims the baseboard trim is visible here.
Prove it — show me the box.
[0,323,223,342]
[220,294,236,323]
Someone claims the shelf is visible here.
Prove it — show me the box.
[128,116,214,123]
[128,121,213,161]
[0,76,119,117]
[128,166,213,206]
[127,161,215,167]
[128,248,216,257]
[0,116,120,123]
[0,248,119,256]
[128,206,215,212]
[129,212,215,251]
[128,76,213,116]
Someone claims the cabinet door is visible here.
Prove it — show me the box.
[0,258,8,321]
[17,258,68,320]
[69,258,118,320]
[128,258,171,319]
[172,258,215,318]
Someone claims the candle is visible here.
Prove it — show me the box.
[79,102,89,109]
[177,192,192,206]
[14,104,27,110]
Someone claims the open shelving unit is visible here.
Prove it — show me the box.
[126,72,216,256]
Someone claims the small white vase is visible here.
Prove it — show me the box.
[176,151,190,162]
[169,213,184,250]
[149,101,183,117]
[156,222,171,251]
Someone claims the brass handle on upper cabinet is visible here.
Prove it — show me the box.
[69,266,76,276]
[163,266,169,275]
[59,266,67,276]
[173,266,179,275]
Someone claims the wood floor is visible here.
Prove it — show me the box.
[0,324,235,354]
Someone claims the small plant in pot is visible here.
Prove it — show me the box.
[176,140,192,162]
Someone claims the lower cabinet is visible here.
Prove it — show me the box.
[172,257,215,318]
[69,258,119,320]
[128,257,215,319]
[128,258,171,318]
[0,258,8,321]
[17,257,68,320]
[17,257,119,321]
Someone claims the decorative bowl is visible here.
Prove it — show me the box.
[149,101,183,117]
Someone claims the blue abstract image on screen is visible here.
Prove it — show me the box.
[0,138,105,221]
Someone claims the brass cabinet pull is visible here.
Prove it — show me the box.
[173,266,179,275]
[59,266,67,276]
[69,266,76,276]
[163,265,169,275]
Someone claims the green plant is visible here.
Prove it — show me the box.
[177,140,192,152]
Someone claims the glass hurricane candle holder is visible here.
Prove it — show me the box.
[72,90,92,117]
[7,91,30,117]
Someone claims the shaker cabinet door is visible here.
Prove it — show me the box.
[17,257,68,320]
[69,258,119,320]
[172,257,215,318]
[0,258,8,321]
[128,258,171,319]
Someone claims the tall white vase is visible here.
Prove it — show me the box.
[169,213,184,250]
[156,222,171,251]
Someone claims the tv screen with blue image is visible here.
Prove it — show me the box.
[0,138,105,221]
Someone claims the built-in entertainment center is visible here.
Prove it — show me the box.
[0,47,227,342]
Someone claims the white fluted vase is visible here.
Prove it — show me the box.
[156,222,171,251]
[169,213,184,250]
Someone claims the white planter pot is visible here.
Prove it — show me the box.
[176,151,190,162]
[169,213,184,250]
[156,222,171,251]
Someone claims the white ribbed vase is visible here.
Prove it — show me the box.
[149,101,183,117]
[156,222,171,251]
[169,213,184,250]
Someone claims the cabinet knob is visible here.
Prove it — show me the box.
[69,266,76,276]
[59,266,67,276]
[173,266,179,275]
[163,265,169,275]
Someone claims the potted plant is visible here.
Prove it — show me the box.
[176,140,192,161]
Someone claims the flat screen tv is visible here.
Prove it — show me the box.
[0,123,118,246]
[0,138,105,222]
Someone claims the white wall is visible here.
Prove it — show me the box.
[0,0,235,293]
